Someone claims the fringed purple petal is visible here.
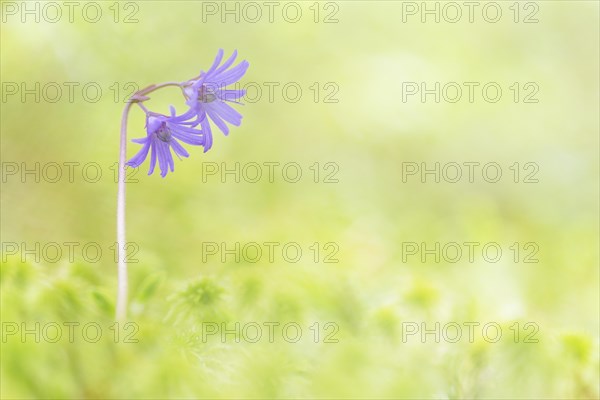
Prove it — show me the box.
[205,49,224,76]
[170,139,190,158]
[213,50,238,76]
[126,139,151,167]
[148,140,157,175]
[211,101,243,126]
[170,129,205,146]
[200,117,213,152]
[206,107,230,136]
[210,60,249,86]
[218,89,246,102]
[157,141,169,177]
[166,143,175,172]
[131,137,149,145]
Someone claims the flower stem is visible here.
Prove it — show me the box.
[116,100,133,321]
[115,81,182,321]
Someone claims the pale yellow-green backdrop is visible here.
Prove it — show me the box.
[1,1,598,398]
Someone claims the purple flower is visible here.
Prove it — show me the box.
[182,49,249,150]
[127,106,206,177]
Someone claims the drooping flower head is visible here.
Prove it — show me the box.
[126,50,248,177]
[181,49,249,150]
[127,106,206,177]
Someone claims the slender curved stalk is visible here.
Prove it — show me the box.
[115,82,183,321]
[116,100,133,321]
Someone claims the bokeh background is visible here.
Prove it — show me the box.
[1,1,599,398]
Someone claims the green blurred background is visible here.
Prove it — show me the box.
[1,1,598,398]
